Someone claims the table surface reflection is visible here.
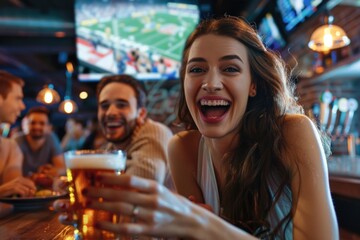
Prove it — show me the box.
[0,208,75,240]
[328,155,360,200]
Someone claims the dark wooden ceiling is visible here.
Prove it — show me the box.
[1,0,359,129]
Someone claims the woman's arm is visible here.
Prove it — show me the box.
[85,174,257,240]
[283,114,339,240]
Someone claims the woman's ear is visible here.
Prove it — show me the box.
[136,107,148,125]
[249,83,257,97]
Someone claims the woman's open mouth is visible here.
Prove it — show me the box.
[198,98,231,123]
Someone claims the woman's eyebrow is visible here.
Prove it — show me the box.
[219,54,244,63]
[187,57,206,64]
[187,55,244,64]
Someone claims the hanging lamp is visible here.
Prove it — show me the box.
[308,15,350,52]
[36,83,60,105]
[59,62,78,114]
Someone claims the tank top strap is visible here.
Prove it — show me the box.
[197,136,220,215]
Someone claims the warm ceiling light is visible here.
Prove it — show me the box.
[36,84,60,104]
[79,91,88,99]
[308,15,350,52]
[59,97,78,114]
[59,61,78,114]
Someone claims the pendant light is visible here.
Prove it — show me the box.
[308,15,350,52]
[36,83,60,104]
[59,62,78,114]
[58,97,78,114]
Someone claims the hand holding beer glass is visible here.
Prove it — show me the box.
[64,150,126,240]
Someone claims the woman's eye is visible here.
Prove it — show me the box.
[189,66,204,73]
[223,66,240,72]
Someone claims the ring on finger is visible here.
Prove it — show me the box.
[132,205,139,217]
[131,205,140,222]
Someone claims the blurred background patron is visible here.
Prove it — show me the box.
[14,106,65,177]
[0,71,36,201]
[61,117,87,151]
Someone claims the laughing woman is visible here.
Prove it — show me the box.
[56,16,338,239]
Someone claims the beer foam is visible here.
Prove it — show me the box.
[65,154,126,170]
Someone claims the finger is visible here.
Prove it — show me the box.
[25,186,36,197]
[53,199,71,212]
[88,201,133,216]
[86,187,157,208]
[14,185,29,197]
[22,179,37,190]
[88,200,172,225]
[97,174,161,194]
[88,200,153,222]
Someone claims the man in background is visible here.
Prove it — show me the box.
[54,74,174,231]
[0,71,36,204]
[14,106,65,177]
[97,74,173,185]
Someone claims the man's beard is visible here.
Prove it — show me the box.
[111,127,133,144]
[103,118,137,144]
[29,131,45,140]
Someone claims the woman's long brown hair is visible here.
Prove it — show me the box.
[176,16,330,238]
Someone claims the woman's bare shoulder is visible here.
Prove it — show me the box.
[169,130,201,153]
[168,130,202,197]
[282,114,317,140]
[282,114,326,168]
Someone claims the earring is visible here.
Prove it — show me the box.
[249,91,256,97]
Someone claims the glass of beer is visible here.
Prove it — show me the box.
[64,149,126,240]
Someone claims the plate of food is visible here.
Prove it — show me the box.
[0,174,69,211]
[0,190,68,211]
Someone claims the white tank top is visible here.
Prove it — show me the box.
[197,136,221,215]
[196,136,293,237]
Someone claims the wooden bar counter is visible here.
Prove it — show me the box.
[0,156,358,239]
[328,155,360,239]
[328,155,360,199]
[0,207,74,239]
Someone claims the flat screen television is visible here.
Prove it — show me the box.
[276,0,325,32]
[258,12,287,50]
[75,0,200,81]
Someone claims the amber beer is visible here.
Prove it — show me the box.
[65,150,126,240]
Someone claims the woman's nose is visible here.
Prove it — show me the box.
[201,71,223,92]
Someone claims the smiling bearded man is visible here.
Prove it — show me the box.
[96,74,173,185]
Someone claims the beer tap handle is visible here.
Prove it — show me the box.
[327,98,338,135]
[320,91,333,131]
[343,98,358,136]
[334,98,349,138]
